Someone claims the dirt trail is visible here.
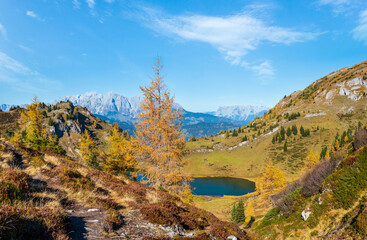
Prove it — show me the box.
[66,206,109,240]
[0,141,183,239]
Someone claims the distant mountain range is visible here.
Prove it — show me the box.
[0,92,268,138]
[207,105,269,122]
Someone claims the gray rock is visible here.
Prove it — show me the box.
[227,236,238,240]
[301,207,312,221]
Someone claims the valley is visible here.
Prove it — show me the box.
[1,60,367,239]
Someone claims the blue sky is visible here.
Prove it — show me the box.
[1,0,367,112]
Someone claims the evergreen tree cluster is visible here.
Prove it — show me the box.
[332,129,353,151]
[300,126,310,137]
[284,112,301,121]
[320,146,328,159]
[272,124,313,144]
[230,200,246,224]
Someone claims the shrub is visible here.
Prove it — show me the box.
[264,207,279,222]
[328,148,367,209]
[0,170,31,203]
[92,197,120,210]
[354,205,367,235]
[272,155,340,212]
[103,210,124,232]
[276,189,301,213]
[58,167,95,192]
[0,205,69,240]
[301,156,340,197]
[353,128,367,150]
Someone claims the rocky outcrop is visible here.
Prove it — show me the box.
[50,119,81,138]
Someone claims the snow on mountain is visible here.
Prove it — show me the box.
[0,104,11,112]
[59,92,183,119]
[0,104,26,112]
[59,92,143,118]
[210,105,269,122]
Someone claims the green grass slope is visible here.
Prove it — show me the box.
[184,60,367,180]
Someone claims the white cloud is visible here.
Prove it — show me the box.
[316,0,358,14]
[247,61,275,79]
[352,9,367,43]
[86,0,95,9]
[0,24,6,40]
[0,52,61,92]
[26,10,37,18]
[72,0,81,9]
[318,0,351,5]
[26,10,44,21]
[134,7,318,77]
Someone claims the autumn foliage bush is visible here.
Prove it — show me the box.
[0,169,32,203]
[58,167,95,192]
[103,210,124,232]
[353,128,367,150]
[0,205,69,240]
[272,155,341,212]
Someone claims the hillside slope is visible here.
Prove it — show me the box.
[184,60,367,180]
[0,101,250,240]
[252,130,367,239]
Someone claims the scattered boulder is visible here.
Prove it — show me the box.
[227,235,238,240]
[301,207,312,221]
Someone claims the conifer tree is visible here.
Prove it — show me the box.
[230,202,238,222]
[283,141,287,152]
[245,201,255,223]
[225,131,230,138]
[257,163,286,201]
[79,129,97,166]
[21,97,45,147]
[304,150,319,169]
[104,126,136,175]
[232,129,238,137]
[292,125,298,135]
[286,127,291,137]
[236,199,246,223]
[135,57,190,195]
[230,200,246,223]
[280,126,286,140]
[300,126,305,136]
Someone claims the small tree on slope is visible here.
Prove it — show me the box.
[135,57,190,195]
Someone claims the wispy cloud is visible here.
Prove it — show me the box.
[132,7,319,78]
[72,0,81,9]
[0,24,6,40]
[86,0,95,9]
[26,10,44,21]
[352,9,367,43]
[318,0,351,6]
[19,44,34,53]
[316,0,363,15]
[0,52,62,92]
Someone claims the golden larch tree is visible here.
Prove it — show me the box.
[20,97,45,147]
[79,129,97,163]
[245,201,255,223]
[304,150,319,170]
[104,126,137,175]
[135,57,190,195]
[257,163,286,201]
